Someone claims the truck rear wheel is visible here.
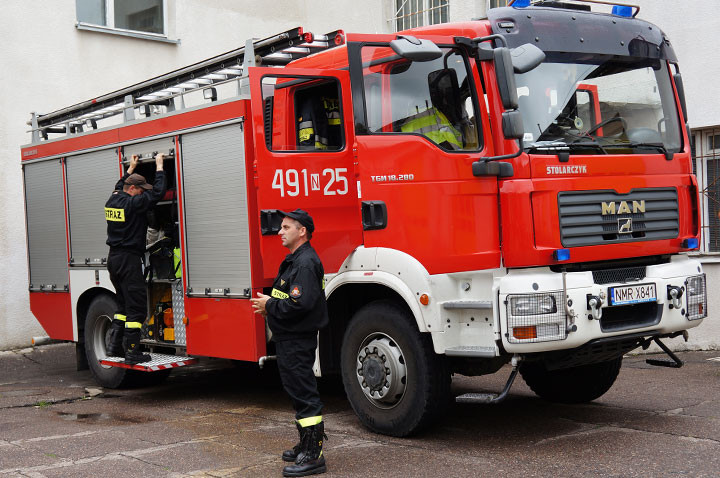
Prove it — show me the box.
[84,295,144,388]
[340,300,450,437]
[519,357,623,404]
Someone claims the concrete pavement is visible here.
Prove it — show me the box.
[1,343,719,477]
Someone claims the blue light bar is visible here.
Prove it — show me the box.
[611,5,633,17]
[682,238,699,249]
[513,0,531,7]
[553,249,571,261]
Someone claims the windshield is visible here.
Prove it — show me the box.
[515,54,682,154]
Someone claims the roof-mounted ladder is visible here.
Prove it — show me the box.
[29,27,344,143]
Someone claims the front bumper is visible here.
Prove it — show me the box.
[498,255,707,353]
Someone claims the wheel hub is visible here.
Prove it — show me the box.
[356,334,407,407]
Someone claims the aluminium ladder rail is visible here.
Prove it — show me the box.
[28,27,344,143]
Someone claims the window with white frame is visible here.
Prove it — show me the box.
[76,0,170,40]
[693,128,720,252]
[394,0,449,31]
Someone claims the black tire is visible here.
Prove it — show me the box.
[519,356,623,404]
[84,294,145,388]
[340,300,450,437]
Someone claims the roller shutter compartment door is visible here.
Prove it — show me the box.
[66,149,120,265]
[181,123,251,296]
[24,159,68,291]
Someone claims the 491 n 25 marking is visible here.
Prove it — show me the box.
[272,168,348,197]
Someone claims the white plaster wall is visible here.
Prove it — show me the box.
[0,0,387,351]
[635,0,720,130]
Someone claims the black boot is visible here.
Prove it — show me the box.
[283,421,327,477]
[282,421,304,462]
[124,328,151,364]
[106,319,125,357]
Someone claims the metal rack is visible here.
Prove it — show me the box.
[28,27,345,143]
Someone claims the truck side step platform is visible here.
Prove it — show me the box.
[99,353,197,372]
[455,367,519,405]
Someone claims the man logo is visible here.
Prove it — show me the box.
[601,200,645,215]
[618,218,633,234]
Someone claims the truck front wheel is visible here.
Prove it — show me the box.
[519,357,623,404]
[340,300,450,437]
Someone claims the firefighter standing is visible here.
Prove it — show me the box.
[105,153,166,364]
[251,209,328,477]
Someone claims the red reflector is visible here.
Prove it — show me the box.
[334,33,345,46]
[303,32,314,44]
[513,326,537,340]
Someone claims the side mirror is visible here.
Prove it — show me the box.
[511,43,545,74]
[502,110,524,139]
[493,47,518,110]
[390,36,443,62]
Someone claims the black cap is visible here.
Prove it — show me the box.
[125,173,152,190]
[279,209,315,234]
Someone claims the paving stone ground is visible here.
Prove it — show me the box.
[1,343,718,477]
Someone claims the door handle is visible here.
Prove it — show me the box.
[361,201,387,231]
[260,209,283,235]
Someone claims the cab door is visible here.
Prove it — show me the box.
[249,67,363,281]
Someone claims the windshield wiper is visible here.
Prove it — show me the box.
[603,142,674,160]
[528,140,608,155]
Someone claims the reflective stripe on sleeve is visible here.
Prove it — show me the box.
[125,322,143,329]
[271,288,289,299]
[113,314,127,321]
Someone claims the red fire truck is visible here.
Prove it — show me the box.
[21,0,708,437]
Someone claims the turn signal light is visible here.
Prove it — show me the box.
[419,294,430,306]
[513,326,537,340]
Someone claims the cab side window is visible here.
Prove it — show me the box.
[261,76,344,152]
[361,46,481,151]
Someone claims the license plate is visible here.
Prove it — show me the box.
[608,283,657,306]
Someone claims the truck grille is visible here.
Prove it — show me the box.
[558,188,679,247]
[592,266,646,284]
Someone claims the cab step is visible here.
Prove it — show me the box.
[455,367,519,405]
[99,353,197,372]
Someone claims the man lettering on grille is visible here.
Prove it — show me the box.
[105,153,166,364]
[251,209,329,477]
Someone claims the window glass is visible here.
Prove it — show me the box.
[394,0,448,31]
[261,76,344,152]
[76,0,165,35]
[708,134,720,151]
[516,55,682,154]
[76,0,106,26]
[361,46,481,151]
[115,0,164,34]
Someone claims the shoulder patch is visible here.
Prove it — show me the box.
[289,285,302,298]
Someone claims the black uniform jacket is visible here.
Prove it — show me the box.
[105,171,166,254]
[266,242,329,342]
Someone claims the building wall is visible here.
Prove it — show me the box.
[0,0,386,350]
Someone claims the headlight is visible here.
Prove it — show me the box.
[685,274,707,321]
[509,295,557,316]
[506,292,567,343]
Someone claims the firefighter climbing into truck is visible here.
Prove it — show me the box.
[22,0,709,438]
